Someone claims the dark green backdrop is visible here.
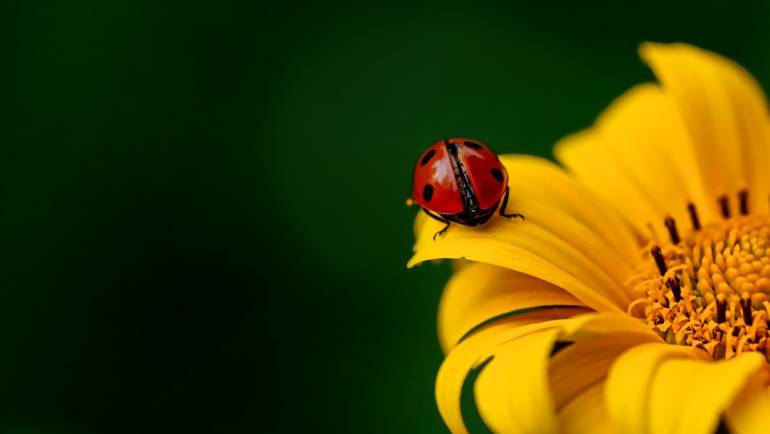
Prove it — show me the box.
[6,1,770,433]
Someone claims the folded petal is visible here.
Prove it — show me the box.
[438,262,586,352]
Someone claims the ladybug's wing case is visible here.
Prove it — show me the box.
[457,140,508,211]
[412,143,465,214]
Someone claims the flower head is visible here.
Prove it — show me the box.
[408,43,770,434]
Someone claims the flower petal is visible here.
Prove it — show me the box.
[409,157,638,312]
[606,343,765,434]
[559,312,660,341]
[435,319,566,434]
[500,156,639,269]
[558,382,614,434]
[725,369,770,434]
[548,314,661,434]
[640,42,770,220]
[556,128,665,237]
[474,328,562,433]
[438,262,586,352]
[436,313,659,434]
[555,84,710,237]
[649,352,765,434]
[594,84,711,231]
[549,332,659,413]
[409,218,625,312]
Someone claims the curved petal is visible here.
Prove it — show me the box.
[435,319,566,434]
[640,42,770,220]
[556,128,666,238]
[438,262,585,352]
[436,313,659,434]
[558,382,614,434]
[726,368,770,434]
[649,352,765,434]
[606,342,765,434]
[409,218,625,312]
[605,343,705,434]
[500,156,639,268]
[410,157,638,312]
[473,314,654,434]
[559,312,660,341]
[549,332,659,413]
[474,328,562,433]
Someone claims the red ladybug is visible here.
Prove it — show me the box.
[412,138,523,240]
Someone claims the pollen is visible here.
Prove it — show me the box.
[629,195,770,361]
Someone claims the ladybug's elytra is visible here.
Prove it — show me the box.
[412,138,523,240]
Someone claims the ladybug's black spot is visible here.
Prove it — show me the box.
[464,141,483,150]
[421,149,436,166]
[423,184,434,202]
[491,168,504,183]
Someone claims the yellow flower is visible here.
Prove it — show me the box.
[408,43,770,434]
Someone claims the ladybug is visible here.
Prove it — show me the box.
[412,138,523,240]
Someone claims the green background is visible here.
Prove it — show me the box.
[6,1,770,433]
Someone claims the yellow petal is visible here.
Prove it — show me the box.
[640,42,770,220]
[474,328,562,433]
[558,382,614,434]
[549,331,659,412]
[605,343,706,434]
[407,158,634,312]
[409,216,628,312]
[500,156,639,269]
[438,262,586,352]
[435,319,565,434]
[725,368,770,434]
[606,342,765,434]
[559,312,660,341]
[547,314,661,432]
[501,162,636,290]
[556,128,665,238]
[649,352,765,434]
[595,83,712,230]
[436,312,659,434]
[555,83,712,237]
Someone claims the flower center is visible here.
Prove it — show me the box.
[629,192,770,361]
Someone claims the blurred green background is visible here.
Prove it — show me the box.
[6,1,770,433]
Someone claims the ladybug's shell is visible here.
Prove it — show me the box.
[460,141,508,210]
[412,142,463,214]
[412,138,508,215]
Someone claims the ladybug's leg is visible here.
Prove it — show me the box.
[433,222,451,241]
[499,187,525,220]
[422,208,452,240]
